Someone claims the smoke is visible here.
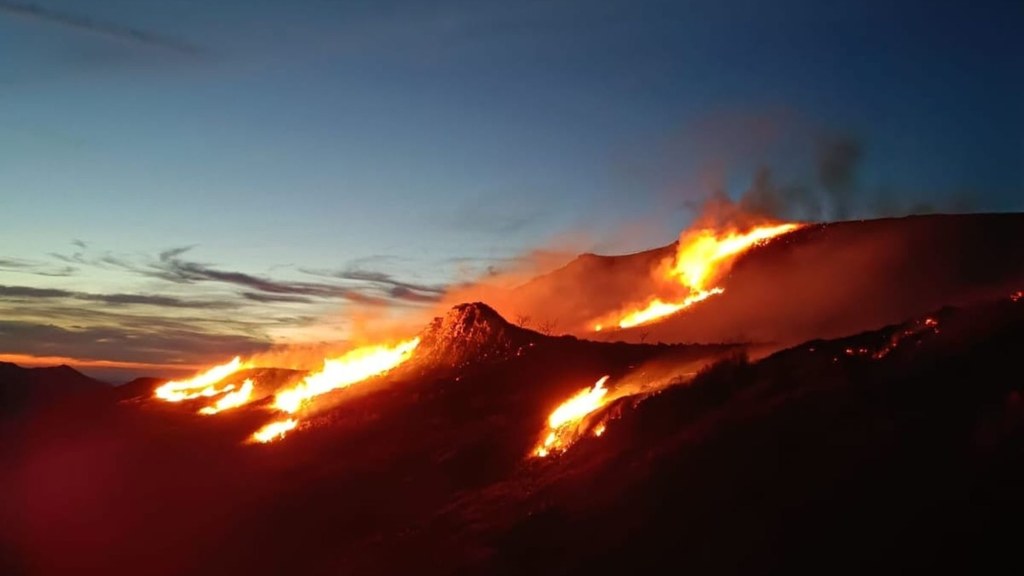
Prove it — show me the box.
[817,135,863,220]
[698,131,981,225]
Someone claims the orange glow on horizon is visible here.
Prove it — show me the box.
[0,353,209,374]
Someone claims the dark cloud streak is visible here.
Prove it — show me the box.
[148,247,438,306]
[0,256,78,277]
[0,284,234,309]
[0,320,267,367]
[0,1,201,56]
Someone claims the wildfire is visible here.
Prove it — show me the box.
[595,222,802,330]
[842,317,940,360]
[273,337,421,414]
[199,379,255,415]
[154,357,248,402]
[252,419,298,443]
[534,375,611,457]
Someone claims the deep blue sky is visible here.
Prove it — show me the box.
[1,0,1021,375]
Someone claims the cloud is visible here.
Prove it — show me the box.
[0,319,267,367]
[146,248,398,305]
[817,135,863,220]
[142,247,442,307]
[46,243,446,309]
[299,266,447,305]
[0,256,78,277]
[0,284,234,309]
[241,292,315,304]
[0,1,201,56]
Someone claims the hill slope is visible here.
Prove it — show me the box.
[0,362,110,420]
[502,213,1024,346]
[3,298,1023,574]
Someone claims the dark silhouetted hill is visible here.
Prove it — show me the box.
[3,296,1023,575]
[0,362,110,419]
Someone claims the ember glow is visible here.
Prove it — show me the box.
[199,379,255,415]
[534,375,611,457]
[252,419,298,443]
[273,338,421,414]
[596,222,802,330]
[154,357,248,402]
[843,317,940,360]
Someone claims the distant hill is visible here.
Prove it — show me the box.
[0,362,110,419]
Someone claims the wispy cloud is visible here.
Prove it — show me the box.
[3,241,470,372]
[0,256,78,277]
[44,244,441,307]
[0,319,267,367]
[301,266,448,304]
[0,284,234,309]
[0,1,201,56]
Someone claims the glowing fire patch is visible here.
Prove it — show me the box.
[199,379,255,415]
[842,317,940,360]
[615,288,724,329]
[534,375,611,458]
[154,357,247,402]
[595,222,801,330]
[273,338,420,414]
[252,419,298,443]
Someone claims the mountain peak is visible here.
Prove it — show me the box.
[415,302,537,370]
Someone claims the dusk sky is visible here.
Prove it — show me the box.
[1,0,1021,379]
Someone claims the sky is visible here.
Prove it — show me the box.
[1,0,1021,380]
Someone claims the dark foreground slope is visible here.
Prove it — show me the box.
[418,294,1024,575]
[0,304,732,575]
[2,296,1023,574]
[505,213,1024,346]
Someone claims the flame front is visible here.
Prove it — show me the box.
[534,375,611,457]
[596,222,802,330]
[273,337,421,414]
[154,357,247,402]
[252,419,298,443]
[199,379,255,415]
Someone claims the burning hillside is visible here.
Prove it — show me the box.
[495,213,1024,346]
[5,288,1023,575]
[592,221,802,331]
[3,214,1024,576]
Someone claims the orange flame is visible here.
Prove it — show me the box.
[154,357,247,402]
[252,418,298,443]
[272,337,420,414]
[534,375,611,457]
[199,379,255,415]
[595,222,802,330]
